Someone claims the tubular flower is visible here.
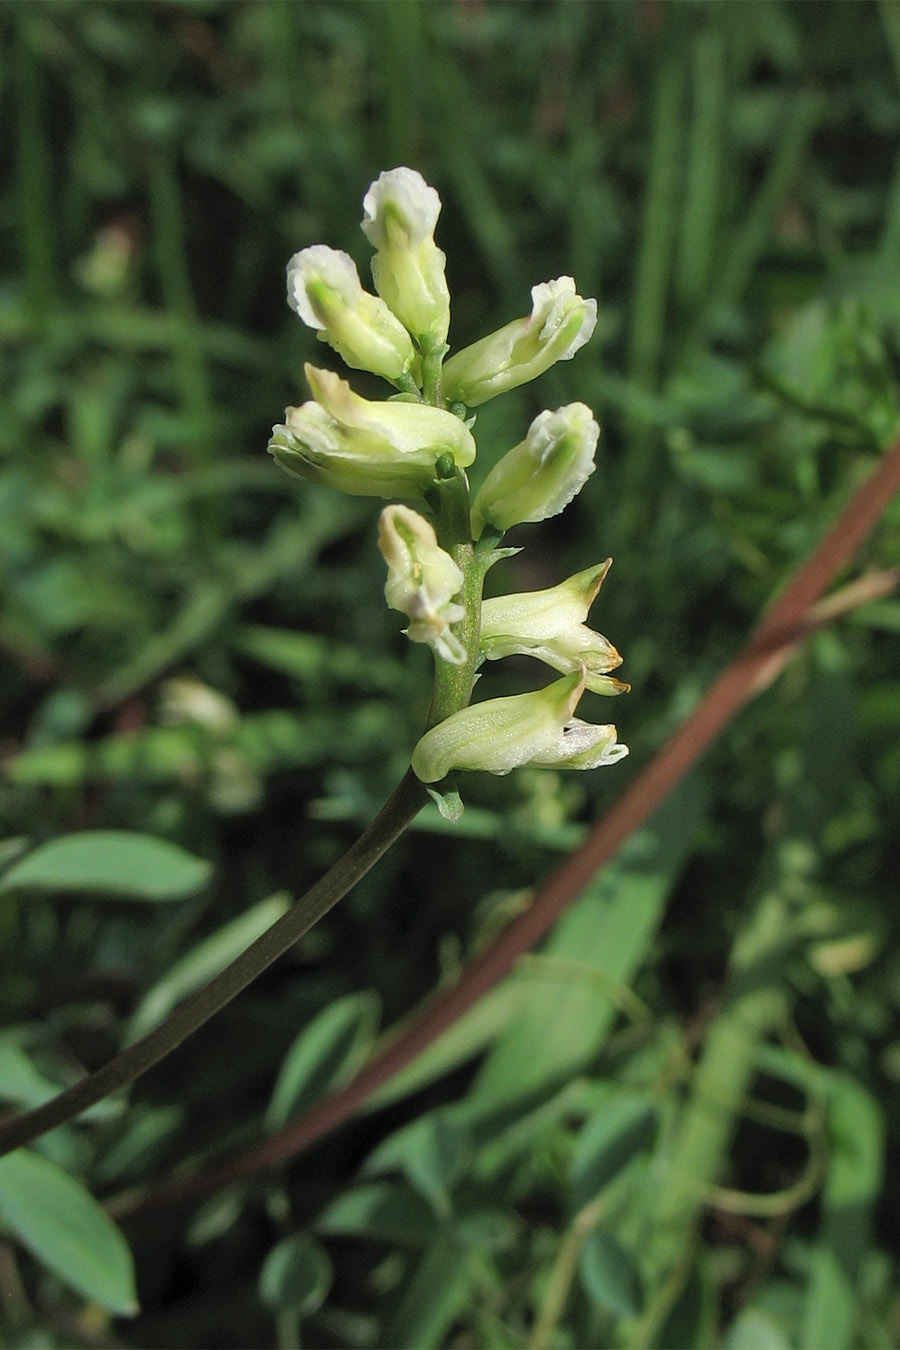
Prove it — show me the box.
[480,560,629,696]
[471,403,599,539]
[361,168,451,345]
[378,505,466,665]
[442,277,597,408]
[286,245,417,382]
[269,364,476,500]
[411,669,628,782]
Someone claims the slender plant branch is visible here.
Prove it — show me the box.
[118,436,900,1212]
[0,770,427,1158]
[0,315,487,1159]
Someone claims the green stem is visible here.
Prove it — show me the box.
[0,275,489,1160]
[0,770,427,1158]
[421,336,448,408]
[427,469,486,727]
[529,1194,607,1350]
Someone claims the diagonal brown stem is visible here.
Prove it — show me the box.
[123,438,900,1212]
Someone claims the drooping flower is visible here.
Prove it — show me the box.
[379,505,466,665]
[442,277,596,408]
[480,560,628,696]
[471,403,599,539]
[361,168,451,345]
[269,364,476,499]
[286,244,417,382]
[411,669,628,782]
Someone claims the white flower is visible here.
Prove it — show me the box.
[360,168,450,345]
[471,403,599,538]
[379,505,466,665]
[269,364,476,500]
[361,168,442,250]
[442,277,597,407]
[411,670,628,782]
[480,560,628,696]
[286,244,417,382]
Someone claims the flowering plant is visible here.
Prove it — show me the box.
[270,166,628,799]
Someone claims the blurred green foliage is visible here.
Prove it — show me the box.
[1,0,900,1345]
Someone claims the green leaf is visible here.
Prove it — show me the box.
[233,624,409,694]
[723,1305,792,1350]
[362,1111,471,1214]
[0,1045,70,1111]
[366,981,527,1112]
[578,1227,643,1319]
[0,1149,137,1315]
[800,1076,884,1350]
[468,775,709,1112]
[571,1096,657,1211]
[126,892,291,1040]
[2,707,396,787]
[656,1255,718,1350]
[0,1047,123,1130]
[266,992,380,1130]
[384,1240,472,1350]
[0,831,210,902]
[315,1181,442,1246]
[259,1232,333,1317]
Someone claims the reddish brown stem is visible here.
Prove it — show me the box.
[117,439,900,1215]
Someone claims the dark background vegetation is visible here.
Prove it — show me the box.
[2,1,900,1345]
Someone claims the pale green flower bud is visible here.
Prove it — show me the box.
[269,364,476,500]
[471,403,598,539]
[287,245,417,382]
[361,168,450,345]
[442,277,597,408]
[378,505,466,665]
[411,670,628,782]
[480,560,629,696]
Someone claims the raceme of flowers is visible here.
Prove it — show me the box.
[268,167,628,782]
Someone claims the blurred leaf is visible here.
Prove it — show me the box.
[0,830,210,901]
[0,1149,137,1315]
[362,1111,471,1214]
[92,1105,184,1186]
[655,1256,718,1350]
[0,1046,69,1111]
[3,706,397,786]
[266,992,380,1130]
[723,1305,792,1350]
[468,776,708,1113]
[578,1227,643,1319]
[186,1189,248,1248]
[366,980,528,1111]
[384,1239,473,1350]
[571,1096,658,1212]
[0,1046,114,1125]
[315,1181,443,1246]
[126,893,291,1041]
[233,624,411,695]
[801,1076,884,1350]
[258,1232,333,1317]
